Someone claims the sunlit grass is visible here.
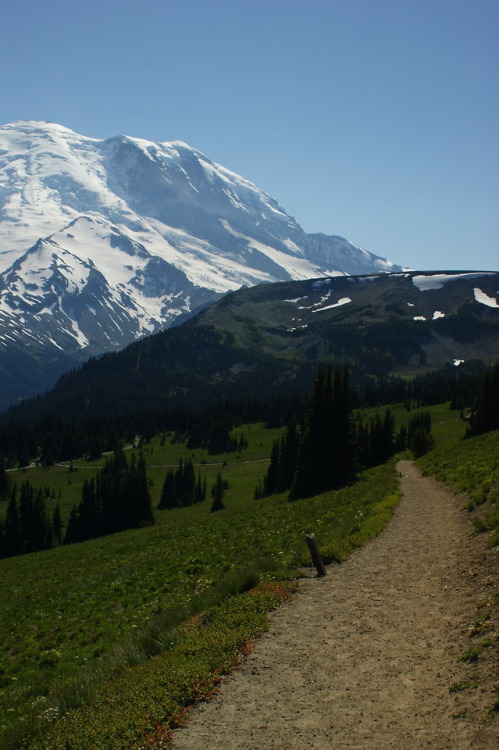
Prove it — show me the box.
[0,445,400,748]
[1,406,473,748]
[417,428,499,545]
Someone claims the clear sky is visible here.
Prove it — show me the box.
[1,0,497,271]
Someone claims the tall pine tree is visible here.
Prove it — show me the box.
[290,365,357,499]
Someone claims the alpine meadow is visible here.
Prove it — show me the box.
[0,121,498,750]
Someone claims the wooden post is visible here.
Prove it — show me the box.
[304,533,327,577]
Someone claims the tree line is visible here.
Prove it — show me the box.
[466,361,499,436]
[64,449,153,544]
[0,449,230,559]
[157,459,207,510]
[256,364,436,500]
[0,449,154,558]
[0,476,61,558]
[0,361,485,472]
[1,361,495,557]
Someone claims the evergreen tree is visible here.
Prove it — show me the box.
[406,411,435,457]
[276,422,300,493]
[158,469,177,509]
[256,421,300,499]
[196,473,207,504]
[289,364,329,498]
[186,424,204,449]
[381,408,395,462]
[290,365,357,499]
[467,361,499,436]
[263,440,280,496]
[395,424,407,452]
[158,459,205,510]
[18,482,35,553]
[131,452,153,526]
[64,505,79,545]
[3,494,19,557]
[410,428,435,458]
[31,490,53,551]
[64,449,154,543]
[52,502,63,544]
[210,472,226,512]
[0,456,9,500]
[207,418,232,454]
[77,479,100,540]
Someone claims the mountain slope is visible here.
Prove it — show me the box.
[6,271,498,422]
[0,120,404,408]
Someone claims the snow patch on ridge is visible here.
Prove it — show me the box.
[312,297,352,313]
[474,288,499,308]
[412,272,495,291]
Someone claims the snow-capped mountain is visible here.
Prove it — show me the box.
[0,120,402,407]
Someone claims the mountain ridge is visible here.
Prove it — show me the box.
[5,270,498,421]
[0,120,403,407]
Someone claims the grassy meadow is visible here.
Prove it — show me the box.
[0,414,404,749]
[417,427,499,544]
[1,402,496,748]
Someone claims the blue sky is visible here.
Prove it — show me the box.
[1,0,497,271]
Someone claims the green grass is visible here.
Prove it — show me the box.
[24,581,294,750]
[0,422,401,749]
[417,428,499,545]
[449,674,480,693]
[0,406,473,748]
[2,423,284,526]
[416,424,498,722]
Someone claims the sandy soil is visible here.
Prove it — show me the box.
[171,460,498,749]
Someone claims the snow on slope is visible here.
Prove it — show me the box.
[412,272,496,291]
[0,120,403,359]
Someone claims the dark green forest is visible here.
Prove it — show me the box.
[0,360,497,561]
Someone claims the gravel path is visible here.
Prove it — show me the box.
[171,460,497,749]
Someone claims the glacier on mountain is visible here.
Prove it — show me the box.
[0,120,404,406]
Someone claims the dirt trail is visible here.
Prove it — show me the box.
[172,461,497,749]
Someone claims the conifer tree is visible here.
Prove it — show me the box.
[289,364,329,498]
[52,502,63,544]
[77,479,100,540]
[276,422,300,493]
[382,408,395,459]
[64,449,154,543]
[263,440,280,496]
[395,424,407,452]
[133,452,153,526]
[290,364,357,499]
[257,421,301,499]
[158,469,177,509]
[467,361,499,436]
[0,456,9,500]
[31,490,53,551]
[18,482,35,553]
[208,419,231,454]
[405,411,434,457]
[3,494,19,557]
[210,472,226,512]
[186,424,204,449]
[64,506,79,545]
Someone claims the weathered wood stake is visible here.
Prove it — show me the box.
[304,533,327,577]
